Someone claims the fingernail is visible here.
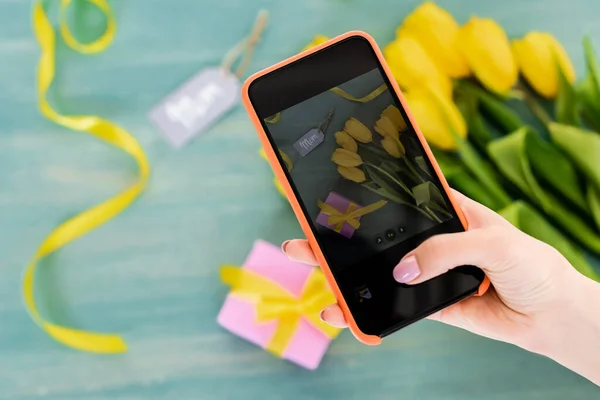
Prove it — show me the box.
[319,309,325,322]
[281,240,291,252]
[393,255,420,283]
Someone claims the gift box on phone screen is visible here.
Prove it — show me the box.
[316,191,387,238]
[217,240,341,370]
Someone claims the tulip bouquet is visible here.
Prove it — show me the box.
[331,108,452,223]
[294,2,600,280]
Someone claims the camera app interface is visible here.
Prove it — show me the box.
[265,69,453,271]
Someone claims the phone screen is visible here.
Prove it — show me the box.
[247,36,484,336]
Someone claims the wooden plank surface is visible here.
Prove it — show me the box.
[0,0,599,398]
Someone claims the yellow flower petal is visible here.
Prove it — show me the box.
[404,86,467,150]
[381,136,405,158]
[381,105,406,131]
[397,2,469,78]
[512,32,576,98]
[374,116,400,140]
[331,148,363,167]
[457,17,518,94]
[384,36,453,98]
[344,117,373,143]
[334,131,358,152]
[302,35,330,51]
[337,166,366,183]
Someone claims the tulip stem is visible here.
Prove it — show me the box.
[518,85,553,126]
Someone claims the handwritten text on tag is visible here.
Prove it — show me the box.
[293,128,325,157]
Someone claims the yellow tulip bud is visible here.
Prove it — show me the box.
[302,35,330,51]
[397,2,469,78]
[381,105,406,132]
[337,166,367,183]
[374,116,400,140]
[457,17,518,94]
[512,32,576,98]
[344,117,373,143]
[404,86,467,150]
[331,148,363,167]
[384,36,452,98]
[381,136,405,158]
[334,131,358,152]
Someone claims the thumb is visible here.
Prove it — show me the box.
[393,194,519,285]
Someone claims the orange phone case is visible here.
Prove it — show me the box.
[242,31,490,345]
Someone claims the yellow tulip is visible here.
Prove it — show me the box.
[337,166,366,183]
[374,116,400,140]
[334,131,358,152]
[381,136,405,158]
[512,32,576,98]
[457,17,518,94]
[302,35,330,51]
[343,117,373,143]
[381,105,406,131]
[396,2,469,78]
[384,36,452,98]
[403,86,467,150]
[331,148,363,167]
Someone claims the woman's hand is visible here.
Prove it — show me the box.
[282,190,600,384]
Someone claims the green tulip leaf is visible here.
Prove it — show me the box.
[412,181,445,207]
[488,128,548,208]
[431,149,502,210]
[457,80,524,134]
[499,201,598,280]
[579,37,600,130]
[555,58,580,126]
[454,131,512,208]
[588,183,600,231]
[548,122,600,190]
[364,164,410,200]
[525,129,588,211]
[489,128,600,254]
[414,156,432,177]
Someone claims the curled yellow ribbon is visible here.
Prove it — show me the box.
[25,0,150,353]
[262,84,388,126]
[330,84,388,103]
[220,266,340,357]
[318,199,387,233]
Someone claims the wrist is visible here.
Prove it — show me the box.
[533,271,600,385]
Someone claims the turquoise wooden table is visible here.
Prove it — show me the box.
[1,0,599,398]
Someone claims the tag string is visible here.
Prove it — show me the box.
[221,10,269,78]
[27,0,151,353]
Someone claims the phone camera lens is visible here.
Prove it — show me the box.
[385,229,396,241]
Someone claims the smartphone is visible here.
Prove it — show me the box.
[242,31,489,345]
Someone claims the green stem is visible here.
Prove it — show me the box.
[428,202,453,219]
[365,162,414,198]
[517,86,553,126]
[423,205,443,223]
[404,157,425,183]
[361,183,434,221]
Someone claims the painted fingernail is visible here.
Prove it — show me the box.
[319,309,326,322]
[393,255,420,283]
[281,240,291,252]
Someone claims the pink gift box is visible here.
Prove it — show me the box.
[316,191,362,238]
[217,240,336,370]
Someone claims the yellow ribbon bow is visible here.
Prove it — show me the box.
[25,0,150,353]
[318,199,388,233]
[220,266,341,357]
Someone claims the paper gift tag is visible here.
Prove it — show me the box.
[293,128,325,157]
[149,67,240,148]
